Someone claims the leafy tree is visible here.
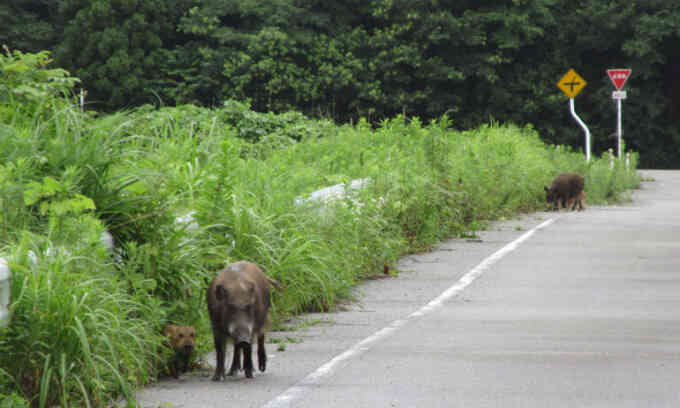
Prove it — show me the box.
[6,0,680,166]
[510,1,680,167]
[0,1,57,52]
[53,0,193,108]
[620,3,680,167]
[0,47,79,121]
[169,0,307,108]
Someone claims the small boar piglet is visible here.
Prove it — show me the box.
[162,324,196,378]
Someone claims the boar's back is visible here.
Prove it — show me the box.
[551,172,584,197]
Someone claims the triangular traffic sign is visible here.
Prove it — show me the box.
[607,69,631,90]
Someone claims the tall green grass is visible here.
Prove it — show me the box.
[0,49,640,406]
[2,223,158,407]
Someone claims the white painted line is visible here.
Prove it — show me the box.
[262,217,557,408]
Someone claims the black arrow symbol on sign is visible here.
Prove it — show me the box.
[564,77,581,92]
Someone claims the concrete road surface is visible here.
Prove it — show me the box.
[136,170,680,408]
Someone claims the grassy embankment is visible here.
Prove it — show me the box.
[0,49,640,406]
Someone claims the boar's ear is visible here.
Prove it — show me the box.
[216,284,228,301]
[163,324,176,337]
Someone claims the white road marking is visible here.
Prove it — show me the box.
[262,217,557,408]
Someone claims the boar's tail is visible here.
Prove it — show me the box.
[266,276,283,291]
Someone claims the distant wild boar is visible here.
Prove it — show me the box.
[207,261,279,379]
[544,172,585,211]
[162,324,196,378]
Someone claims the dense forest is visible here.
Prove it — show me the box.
[2,0,679,167]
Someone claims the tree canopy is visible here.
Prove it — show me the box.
[2,0,679,167]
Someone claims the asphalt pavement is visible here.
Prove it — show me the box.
[136,170,680,408]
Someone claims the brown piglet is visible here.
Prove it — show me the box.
[206,261,280,380]
[162,324,196,378]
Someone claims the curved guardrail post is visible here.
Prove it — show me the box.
[569,98,591,162]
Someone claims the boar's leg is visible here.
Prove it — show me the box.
[173,353,188,378]
[558,197,565,211]
[169,358,179,379]
[567,194,582,211]
[180,352,191,374]
[569,198,577,211]
[212,333,227,381]
[228,342,242,376]
[550,196,560,211]
[257,334,267,372]
[242,343,254,378]
[575,198,584,211]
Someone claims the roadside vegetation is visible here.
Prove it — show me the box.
[0,50,640,406]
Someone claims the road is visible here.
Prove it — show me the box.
[136,170,680,408]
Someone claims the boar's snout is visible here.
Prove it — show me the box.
[233,329,252,345]
[229,320,253,345]
[183,344,194,354]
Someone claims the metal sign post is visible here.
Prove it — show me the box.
[614,92,624,159]
[607,69,632,159]
[617,96,622,159]
[557,69,590,161]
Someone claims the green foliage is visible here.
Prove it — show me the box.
[23,173,95,217]
[0,47,79,121]
[2,228,158,408]
[53,0,193,108]
[0,47,641,406]
[3,1,680,165]
[0,1,56,53]
[0,80,165,406]
[0,392,30,408]
[159,0,678,167]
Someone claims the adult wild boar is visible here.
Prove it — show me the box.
[544,172,585,211]
[207,261,279,379]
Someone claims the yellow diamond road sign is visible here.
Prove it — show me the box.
[557,69,586,98]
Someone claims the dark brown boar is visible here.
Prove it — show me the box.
[544,172,585,211]
[206,261,278,380]
[162,324,196,378]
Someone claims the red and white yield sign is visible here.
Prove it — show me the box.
[607,69,631,90]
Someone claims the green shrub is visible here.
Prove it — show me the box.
[0,47,79,124]
[0,392,30,408]
[1,220,160,408]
